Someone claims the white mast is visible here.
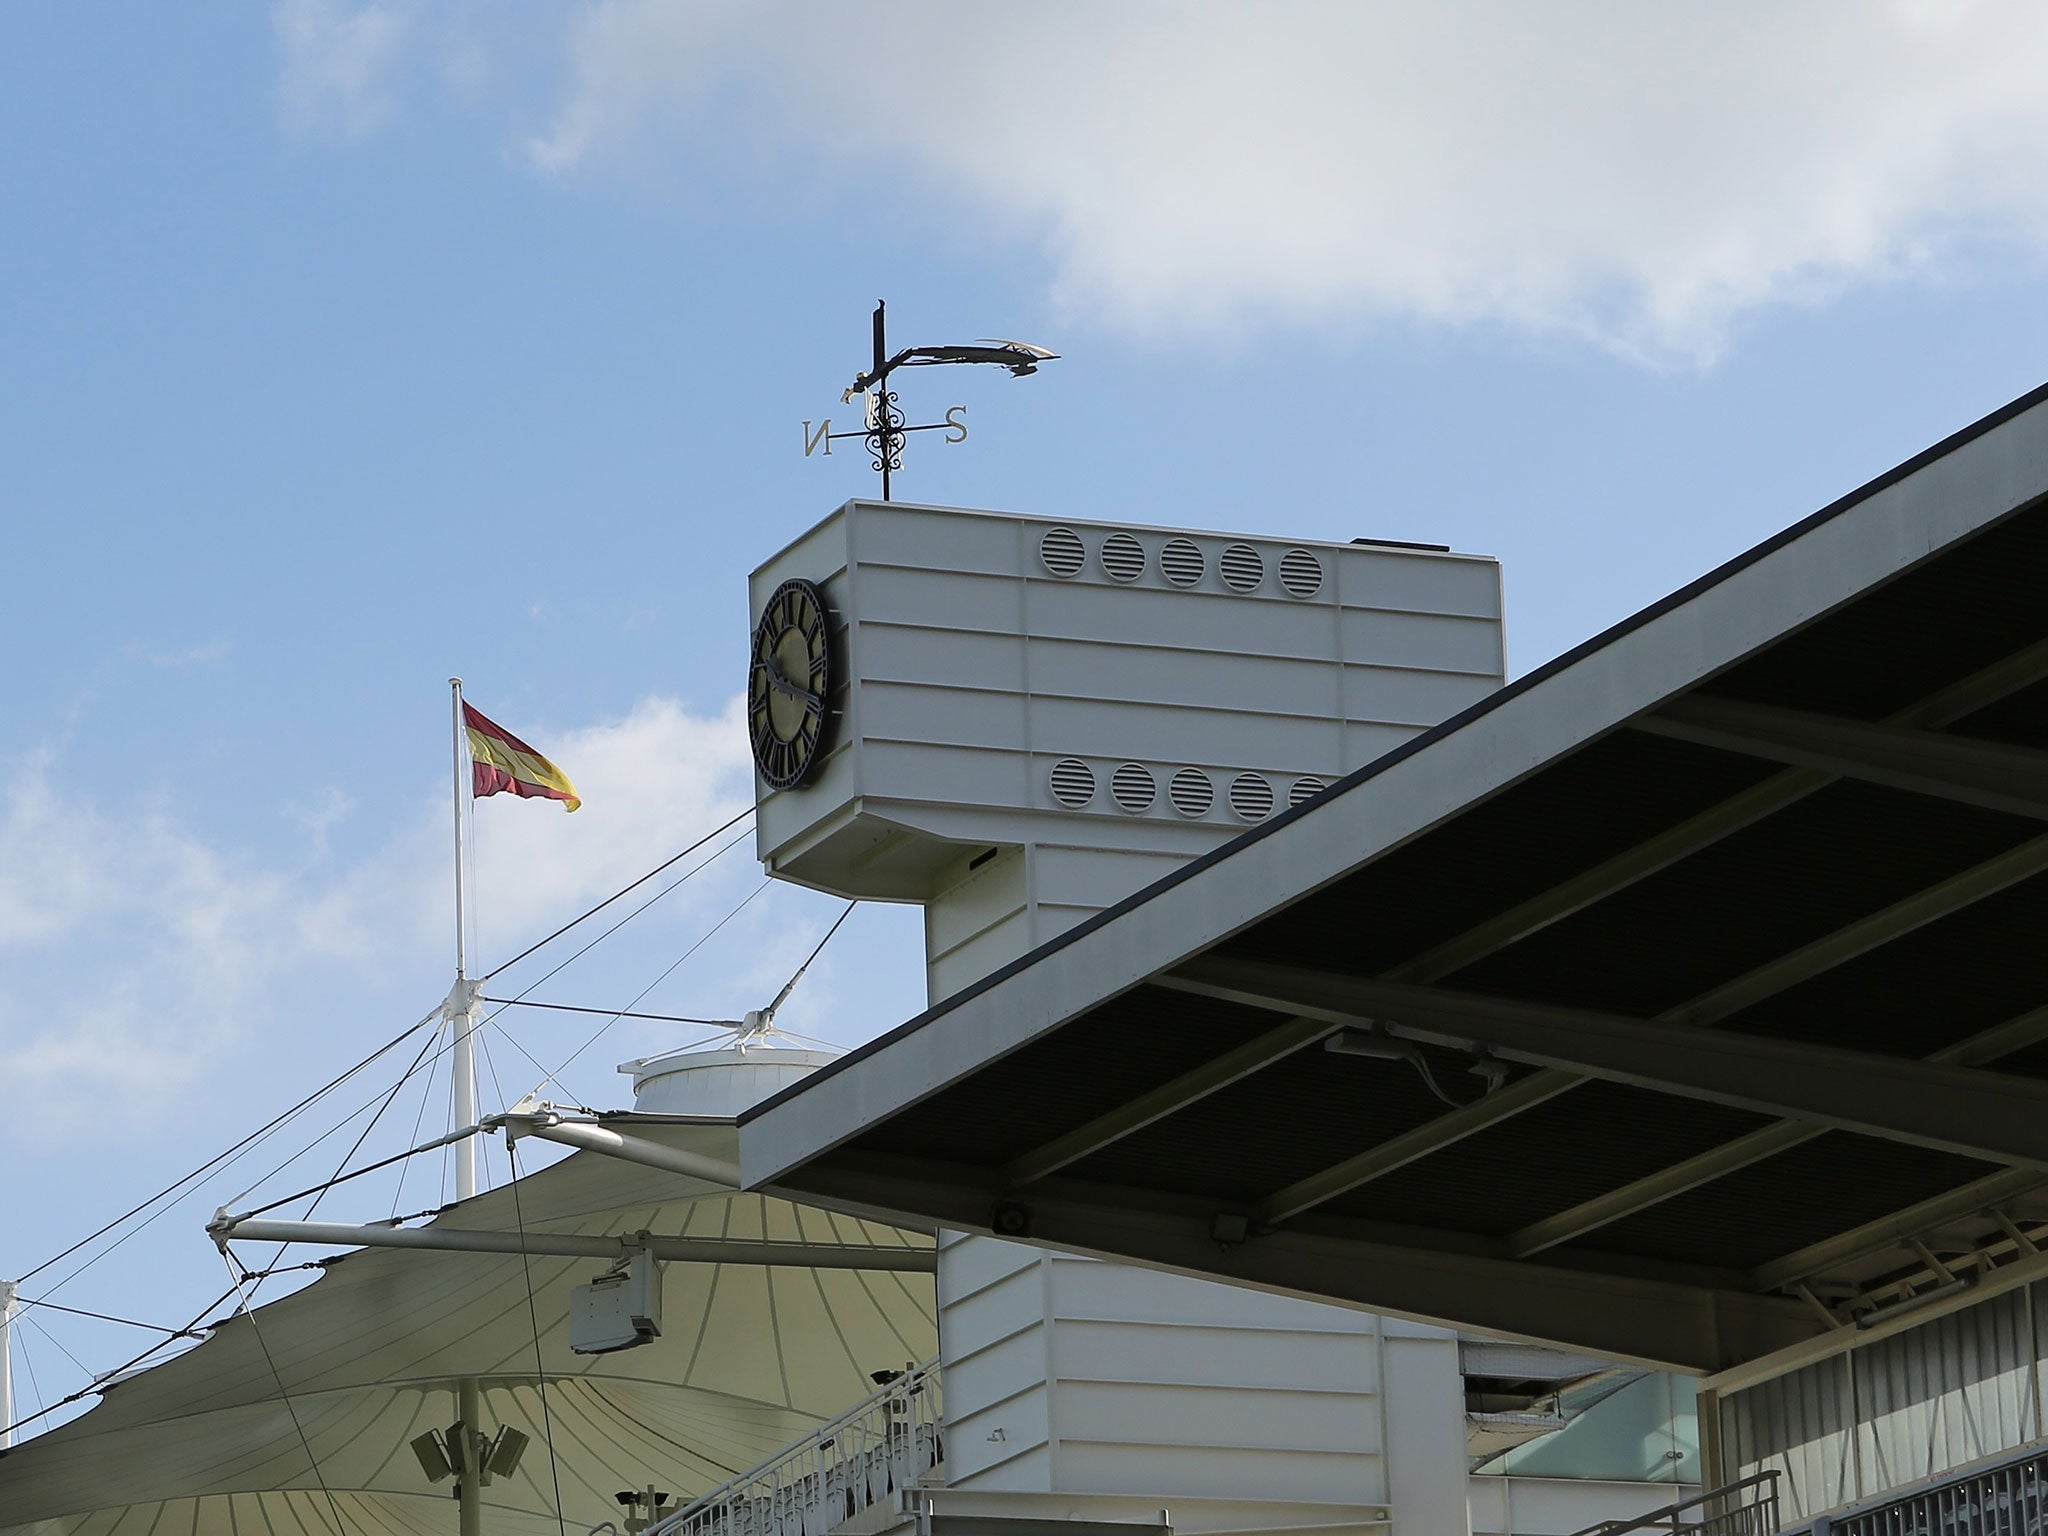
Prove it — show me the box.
[0,1278,16,1450]
[448,679,486,1536]
[447,677,480,1206]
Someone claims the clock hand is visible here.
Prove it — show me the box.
[758,654,822,713]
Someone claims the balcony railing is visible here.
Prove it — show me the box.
[1568,1471,1780,1536]
[647,1359,943,1536]
[1814,1448,2048,1536]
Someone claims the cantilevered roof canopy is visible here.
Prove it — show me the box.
[742,381,2048,1390]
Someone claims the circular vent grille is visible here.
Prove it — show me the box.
[1230,773,1275,821]
[1110,763,1156,813]
[1278,548,1324,598]
[1049,758,1096,808]
[1289,775,1328,808]
[1101,533,1145,582]
[1040,527,1085,577]
[1168,767,1214,818]
[1160,538,1205,588]
[1220,543,1263,592]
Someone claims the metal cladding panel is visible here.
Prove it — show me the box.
[753,502,1503,901]
[941,1244,1395,1507]
[1719,1354,1857,1523]
[1721,1288,2046,1525]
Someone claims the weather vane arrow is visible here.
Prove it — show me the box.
[802,300,1057,500]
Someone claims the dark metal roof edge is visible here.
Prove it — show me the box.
[742,376,2048,1127]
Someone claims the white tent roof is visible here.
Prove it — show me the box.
[0,1118,936,1536]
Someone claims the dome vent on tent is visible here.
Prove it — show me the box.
[1290,775,1328,808]
[1278,548,1324,598]
[1049,758,1096,807]
[1220,544,1264,592]
[1100,533,1145,582]
[1169,767,1214,817]
[1229,773,1275,821]
[1110,763,1156,813]
[1160,538,1205,588]
[1039,527,1086,577]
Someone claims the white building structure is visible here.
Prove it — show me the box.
[731,499,1698,1536]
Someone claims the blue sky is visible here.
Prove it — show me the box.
[7,0,2048,1433]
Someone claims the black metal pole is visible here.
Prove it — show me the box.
[873,300,892,501]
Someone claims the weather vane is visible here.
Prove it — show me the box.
[802,300,1056,500]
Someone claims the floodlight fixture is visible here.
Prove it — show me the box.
[410,1430,454,1483]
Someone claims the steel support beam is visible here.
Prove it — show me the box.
[1748,1165,2048,1291]
[495,1113,742,1187]
[1165,958,2048,1172]
[1250,832,2048,1223]
[1507,1002,2048,1256]
[1244,645,2048,1223]
[763,1159,1819,1377]
[1004,1014,1333,1186]
[1384,636,2048,987]
[209,1215,936,1270]
[1638,696,2048,822]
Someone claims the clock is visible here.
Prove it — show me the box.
[748,577,833,789]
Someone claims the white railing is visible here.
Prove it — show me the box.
[649,1360,943,1536]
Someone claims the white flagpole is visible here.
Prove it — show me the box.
[448,678,479,1204]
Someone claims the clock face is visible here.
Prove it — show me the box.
[748,577,832,789]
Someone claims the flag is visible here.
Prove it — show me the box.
[463,702,581,812]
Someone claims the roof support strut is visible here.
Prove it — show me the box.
[208,1215,936,1270]
[1507,1002,2048,1256]
[1243,830,2048,1224]
[1243,642,2048,1223]
[1164,958,2048,1173]
[1636,696,2048,822]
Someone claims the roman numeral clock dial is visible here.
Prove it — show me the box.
[747,577,833,790]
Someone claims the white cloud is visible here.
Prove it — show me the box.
[0,695,762,1132]
[273,0,412,139]
[525,0,2048,362]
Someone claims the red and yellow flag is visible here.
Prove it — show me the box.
[463,703,581,812]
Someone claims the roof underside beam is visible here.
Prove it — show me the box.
[1636,696,2048,821]
[211,1216,936,1270]
[765,1157,1818,1376]
[1003,1013,1333,1186]
[1163,958,2048,1172]
[1242,829,2048,1223]
[1749,1165,2048,1291]
[1384,637,2048,987]
[1506,1002,2048,1256]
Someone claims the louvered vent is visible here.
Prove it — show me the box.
[1220,543,1263,592]
[1110,763,1156,813]
[1100,533,1145,582]
[1160,538,1205,588]
[1289,775,1328,808]
[1168,767,1214,817]
[1048,758,1096,808]
[1229,773,1275,822]
[1039,527,1086,577]
[1278,548,1324,598]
